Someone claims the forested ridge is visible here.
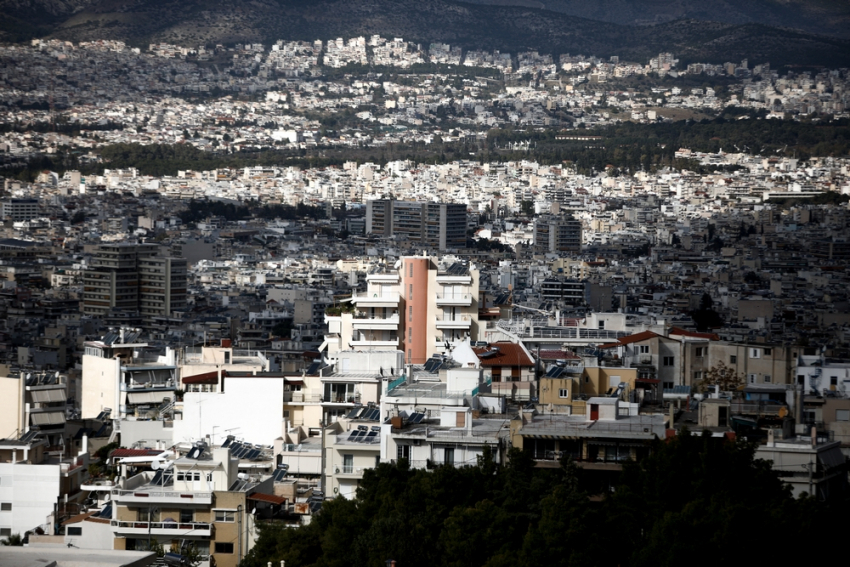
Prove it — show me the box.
[241,431,847,567]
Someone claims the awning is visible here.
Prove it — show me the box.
[635,378,660,384]
[31,411,66,425]
[248,493,287,505]
[285,378,304,386]
[182,371,219,385]
[126,391,171,404]
[31,389,67,403]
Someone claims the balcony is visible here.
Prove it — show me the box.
[351,292,400,308]
[436,315,472,330]
[435,292,473,306]
[350,338,400,348]
[283,392,323,404]
[352,314,400,330]
[111,489,213,506]
[110,520,212,537]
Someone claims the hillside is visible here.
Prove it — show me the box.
[461,0,850,39]
[1,0,849,67]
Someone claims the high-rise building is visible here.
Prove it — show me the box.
[1,198,39,221]
[533,214,582,253]
[82,243,187,321]
[323,256,480,364]
[365,200,467,250]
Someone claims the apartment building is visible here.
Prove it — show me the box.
[82,244,187,323]
[106,445,279,566]
[0,369,68,449]
[0,434,89,540]
[365,200,467,251]
[324,257,480,365]
[0,198,39,221]
[533,213,582,253]
[81,329,177,420]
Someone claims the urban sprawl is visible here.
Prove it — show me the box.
[1,34,849,566]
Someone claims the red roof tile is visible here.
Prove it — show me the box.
[473,342,534,367]
[538,350,580,360]
[615,331,661,345]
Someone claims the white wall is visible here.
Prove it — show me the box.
[64,517,115,550]
[173,377,285,446]
[0,462,60,536]
[81,355,119,419]
[119,420,174,449]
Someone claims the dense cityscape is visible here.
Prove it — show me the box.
[1,16,850,567]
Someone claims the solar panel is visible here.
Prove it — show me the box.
[221,436,234,448]
[306,361,321,375]
[545,366,565,378]
[98,503,113,518]
[249,449,262,460]
[272,469,288,482]
[186,446,202,459]
[366,408,381,421]
[408,412,424,424]
[371,426,382,432]
[347,431,360,441]
[94,423,109,437]
[346,407,364,419]
[151,470,164,485]
[19,430,39,443]
[365,431,378,442]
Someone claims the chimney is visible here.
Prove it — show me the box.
[767,428,775,447]
[811,425,817,448]
[80,433,88,456]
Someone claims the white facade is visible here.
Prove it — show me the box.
[0,461,61,537]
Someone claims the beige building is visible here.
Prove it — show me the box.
[323,257,480,365]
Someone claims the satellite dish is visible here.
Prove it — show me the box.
[151,460,160,470]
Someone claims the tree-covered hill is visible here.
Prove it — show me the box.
[241,431,847,567]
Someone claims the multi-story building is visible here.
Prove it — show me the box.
[533,213,582,253]
[0,198,39,221]
[0,369,69,449]
[323,257,480,364]
[105,445,281,567]
[82,244,187,323]
[0,433,89,540]
[81,329,177,421]
[365,200,467,250]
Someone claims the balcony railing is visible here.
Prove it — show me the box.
[110,520,212,536]
[111,489,213,505]
[283,392,323,404]
[351,292,400,303]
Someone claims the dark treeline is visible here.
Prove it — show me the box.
[178,199,325,224]
[486,115,850,174]
[241,431,847,567]
[0,120,125,134]
[8,116,850,180]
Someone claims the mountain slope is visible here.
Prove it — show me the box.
[460,0,850,39]
[3,0,849,67]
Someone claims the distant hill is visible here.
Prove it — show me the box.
[1,0,849,68]
[461,0,850,39]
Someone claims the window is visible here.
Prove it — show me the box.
[639,345,649,354]
[663,356,674,366]
[750,348,761,359]
[193,472,201,481]
[397,444,410,461]
[0,528,10,537]
[730,355,737,364]
[408,327,412,341]
[830,377,838,386]
[798,374,805,385]
[559,388,569,398]
[409,262,413,277]
[444,447,455,466]
[663,382,674,390]
[67,527,82,536]
[764,348,772,356]
[343,454,354,474]
[836,410,850,422]
[206,473,212,482]
[215,542,234,554]
[598,320,605,329]
[176,472,185,481]
[0,503,11,511]
[409,306,413,321]
[283,410,291,419]
[214,510,235,523]
[693,371,702,381]
[749,374,757,384]
[180,509,194,523]
[409,283,413,300]
[764,375,771,383]
[139,508,159,522]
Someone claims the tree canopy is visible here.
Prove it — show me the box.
[241,432,846,567]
